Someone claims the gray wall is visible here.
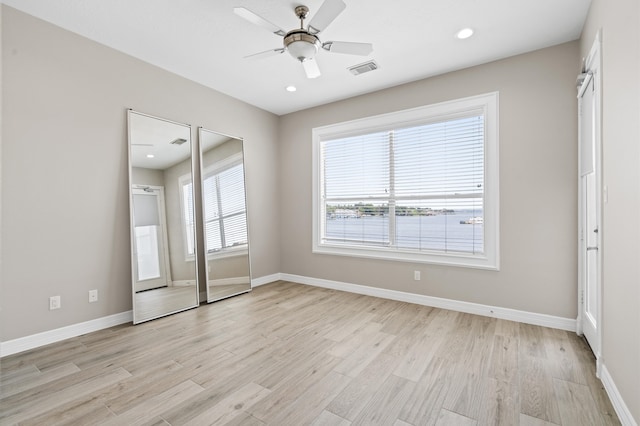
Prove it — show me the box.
[131,167,163,187]
[279,41,580,319]
[1,6,281,341]
[581,0,640,421]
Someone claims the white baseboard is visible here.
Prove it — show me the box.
[601,365,638,426]
[172,280,197,287]
[0,272,577,356]
[3,272,634,426]
[0,311,133,357]
[0,271,281,357]
[251,273,283,287]
[280,273,577,332]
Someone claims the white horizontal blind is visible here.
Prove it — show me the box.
[321,113,485,254]
[323,131,390,245]
[203,163,248,253]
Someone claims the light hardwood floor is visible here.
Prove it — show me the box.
[0,281,620,425]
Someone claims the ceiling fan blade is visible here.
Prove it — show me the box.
[322,41,373,56]
[302,59,321,79]
[244,48,285,60]
[307,0,346,35]
[233,7,286,36]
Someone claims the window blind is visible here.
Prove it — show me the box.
[202,163,248,253]
[321,114,485,254]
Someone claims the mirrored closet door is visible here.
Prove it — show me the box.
[199,127,252,302]
[128,110,199,323]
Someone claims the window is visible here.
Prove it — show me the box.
[180,178,196,257]
[312,92,499,270]
[181,154,248,260]
[202,157,248,255]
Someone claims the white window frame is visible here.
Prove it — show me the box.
[179,174,196,261]
[312,92,500,270]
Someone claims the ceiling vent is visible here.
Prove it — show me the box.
[348,60,378,76]
[170,138,188,145]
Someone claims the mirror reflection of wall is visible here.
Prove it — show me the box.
[199,128,252,302]
[128,110,199,323]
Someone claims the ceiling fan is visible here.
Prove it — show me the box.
[233,0,373,79]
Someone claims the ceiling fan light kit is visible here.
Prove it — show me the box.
[284,30,321,62]
[234,0,373,79]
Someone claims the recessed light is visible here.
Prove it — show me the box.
[146,154,155,158]
[286,85,297,92]
[456,28,474,40]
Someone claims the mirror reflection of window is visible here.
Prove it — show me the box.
[204,160,248,253]
[198,127,252,303]
[181,154,248,257]
[180,179,196,257]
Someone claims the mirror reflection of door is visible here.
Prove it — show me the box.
[199,128,252,302]
[132,187,170,291]
[128,110,199,324]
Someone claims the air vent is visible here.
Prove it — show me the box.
[170,138,188,145]
[348,60,379,76]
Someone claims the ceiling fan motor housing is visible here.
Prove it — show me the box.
[284,29,321,62]
[294,5,309,19]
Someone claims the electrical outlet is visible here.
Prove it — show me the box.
[414,271,421,281]
[49,295,61,310]
[89,289,98,303]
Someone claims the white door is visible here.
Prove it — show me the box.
[132,187,171,292]
[581,168,599,350]
[577,36,602,370]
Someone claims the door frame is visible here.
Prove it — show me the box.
[577,32,603,376]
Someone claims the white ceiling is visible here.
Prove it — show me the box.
[2,0,591,115]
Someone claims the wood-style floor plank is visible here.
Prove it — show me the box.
[398,355,453,425]
[313,410,352,426]
[248,352,342,422]
[519,355,562,424]
[477,377,520,426]
[326,352,399,421]
[19,397,117,426]
[100,380,204,426]
[0,367,131,424]
[350,374,416,426]
[266,371,352,425]
[435,408,478,426]
[0,361,80,398]
[553,379,606,426]
[0,281,620,425]
[520,413,560,426]
[182,382,271,426]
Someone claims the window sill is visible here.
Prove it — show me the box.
[313,243,499,271]
[206,246,248,260]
